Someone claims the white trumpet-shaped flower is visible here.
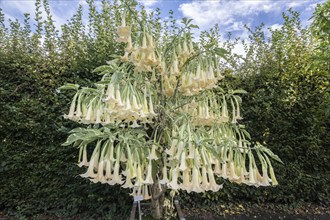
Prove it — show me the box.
[143,184,152,200]
[201,166,210,190]
[109,146,124,185]
[134,163,144,186]
[78,145,89,167]
[120,152,127,162]
[109,143,115,162]
[80,141,101,178]
[132,95,141,111]
[207,167,223,192]
[148,145,158,160]
[248,168,257,187]
[125,97,132,112]
[269,165,278,186]
[105,83,116,102]
[229,161,239,181]
[236,167,247,184]
[221,162,228,179]
[213,159,221,175]
[141,93,149,118]
[117,14,130,40]
[75,94,83,119]
[159,164,169,185]
[144,160,154,184]
[130,186,142,197]
[179,149,187,171]
[105,159,113,180]
[122,166,134,188]
[149,95,156,116]
[92,160,106,183]
[109,159,123,185]
[187,143,195,159]
[165,139,178,156]
[168,167,180,190]
[115,88,124,107]
[84,104,94,123]
[174,141,184,160]
[95,108,103,124]
[64,93,78,120]
[122,176,134,189]
[181,168,192,192]
[190,166,203,193]
[234,97,242,120]
[117,24,130,37]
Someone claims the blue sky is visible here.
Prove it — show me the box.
[0,0,325,54]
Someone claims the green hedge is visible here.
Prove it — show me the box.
[0,50,131,219]
[0,0,329,218]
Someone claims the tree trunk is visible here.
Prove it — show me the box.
[151,181,165,219]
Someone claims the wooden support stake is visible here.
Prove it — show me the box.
[174,200,186,220]
[130,201,137,220]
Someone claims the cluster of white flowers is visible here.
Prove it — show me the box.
[117,16,159,73]
[77,138,160,200]
[63,11,280,202]
[64,81,156,127]
[76,121,277,201]
[180,97,228,126]
[178,92,243,126]
[179,62,224,96]
[116,15,223,98]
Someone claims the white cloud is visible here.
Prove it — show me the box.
[285,2,306,8]
[178,0,280,28]
[226,21,245,32]
[138,0,160,7]
[270,23,282,31]
[178,0,319,31]
[305,2,319,12]
[2,0,41,18]
[232,41,246,56]
[1,0,70,30]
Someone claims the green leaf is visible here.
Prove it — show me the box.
[58,83,79,91]
[189,24,199,29]
[62,133,84,146]
[261,147,283,164]
[181,17,188,25]
[233,89,247,94]
[93,65,111,73]
[68,127,86,134]
[214,47,229,58]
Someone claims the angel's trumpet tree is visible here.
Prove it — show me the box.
[60,1,282,219]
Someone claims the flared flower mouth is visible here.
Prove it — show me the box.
[117,26,131,37]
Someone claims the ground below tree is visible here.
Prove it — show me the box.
[183,202,330,220]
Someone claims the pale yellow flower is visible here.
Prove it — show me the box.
[180,168,192,191]
[78,145,89,167]
[168,167,180,190]
[179,149,187,171]
[144,160,154,184]
[190,166,203,193]
[207,167,223,192]
[159,164,169,185]
[143,184,152,200]
[201,166,210,190]
[64,93,78,120]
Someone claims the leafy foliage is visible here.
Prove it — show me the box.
[205,9,330,205]
[0,0,329,218]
